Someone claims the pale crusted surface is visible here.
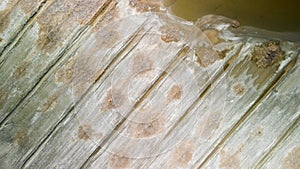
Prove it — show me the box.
[0,0,299,169]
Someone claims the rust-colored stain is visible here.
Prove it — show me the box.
[251,41,285,68]
[129,0,165,13]
[109,154,131,169]
[13,61,30,79]
[232,83,246,96]
[166,84,182,104]
[219,150,241,169]
[0,86,9,109]
[77,124,94,140]
[280,146,300,169]
[169,141,194,168]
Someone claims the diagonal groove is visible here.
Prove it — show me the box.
[161,45,243,140]
[87,0,114,26]
[79,46,190,169]
[254,115,300,169]
[0,0,117,128]
[0,0,51,64]
[253,55,300,169]
[195,55,298,169]
[21,21,149,168]
[136,46,242,168]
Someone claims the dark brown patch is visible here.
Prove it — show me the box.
[219,150,241,169]
[195,47,220,67]
[129,0,165,12]
[77,125,94,140]
[169,141,194,168]
[280,146,300,169]
[0,86,9,109]
[251,41,285,68]
[167,85,182,104]
[13,61,30,79]
[232,83,246,96]
[109,154,131,169]
[128,118,165,138]
[160,25,180,43]
[14,130,29,145]
[55,58,75,84]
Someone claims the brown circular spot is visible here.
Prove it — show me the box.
[281,146,300,169]
[100,90,124,112]
[109,154,131,169]
[219,150,241,169]
[14,130,29,145]
[55,58,75,84]
[77,125,94,140]
[169,141,194,168]
[232,83,246,96]
[13,61,30,79]
[167,85,182,104]
[127,118,165,138]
